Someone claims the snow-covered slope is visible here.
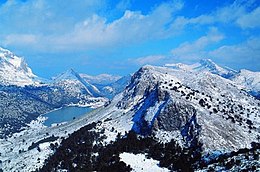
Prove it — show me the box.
[166,59,260,99]
[0,47,40,86]
[231,69,260,99]
[116,65,259,151]
[1,64,259,171]
[80,73,131,98]
[98,74,132,98]
[166,59,238,78]
[119,152,169,172]
[0,48,108,138]
[80,73,121,85]
[53,69,101,97]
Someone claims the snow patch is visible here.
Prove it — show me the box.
[119,152,169,172]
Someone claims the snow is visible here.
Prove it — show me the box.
[165,59,259,98]
[0,54,259,171]
[232,69,260,92]
[120,152,169,172]
[52,68,101,97]
[119,64,260,151]
[103,86,114,93]
[80,73,121,85]
[144,101,165,125]
[165,59,238,78]
[0,47,40,86]
[154,130,184,145]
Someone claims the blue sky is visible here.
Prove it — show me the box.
[0,0,259,78]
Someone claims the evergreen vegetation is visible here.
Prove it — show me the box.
[39,121,259,172]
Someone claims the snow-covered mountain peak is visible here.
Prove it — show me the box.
[0,47,39,86]
[53,68,79,81]
[165,59,259,99]
[165,62,195,71]
[239,69,260,76]
[197,58,222,72]
[0,48,33,74]
[0,61,259,171]
[80,73,121,85]
[198,58,217,68]
[231,69,260,98]
[117,64,259,151]
[165,58,238,79]
[195,59,238,78]
[53,68,101,97]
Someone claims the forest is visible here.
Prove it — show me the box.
[39,121,260,172]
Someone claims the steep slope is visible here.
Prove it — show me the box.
[166,59,260,99]
[117,65,259,151]
[0,64,259,171]
[80,73,121,85]
[39,65,259,171]
[53,69,101,97]
[98,74,132,98]
[80,73,131,98]
[231,69,260,99]
[0,49,108,138]
[0,47,40,86]
[166,59,238,78]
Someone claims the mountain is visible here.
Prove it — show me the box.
[97,74,132,98]
[0,49,108,138]
[52,68,101,97]
[0,47,40,86]
[231,69,260,99]
[80,73,121,85]
[166,59,260,99]
[1,63,259,171]
[79,73,131,98]
[117,65,259,150]
[165,59,238,78]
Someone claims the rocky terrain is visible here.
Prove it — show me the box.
[0,47,259,171]
[0,48,129,138]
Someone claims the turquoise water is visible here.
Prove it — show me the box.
[43,106,92,127]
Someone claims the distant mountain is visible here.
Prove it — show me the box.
[166,59,260,99]
[0,54,259,171]
[80,73,121,85]
[231,69,260,99]
[37,64,259,171]
[75,72,131,99]
[0,48,108,138]
[53,70,131,99]
[53,68,101,97]
[165,59,238,78]
[0,47,40,86]
[96,74,132,99]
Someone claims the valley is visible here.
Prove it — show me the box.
[0,48,259,171]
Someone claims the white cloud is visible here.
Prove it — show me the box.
[208,37,260,70]
[169,35,260,70]
[0,0,184,51]
[3,34,38,46]
[129,34,260,70]
[63,0,183,49]
[169,1,258,30]
[236,7,260,29]
[171,27,224,61]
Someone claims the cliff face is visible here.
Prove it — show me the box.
[116,65,259,151]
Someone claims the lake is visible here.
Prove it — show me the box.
[43,106,92,127]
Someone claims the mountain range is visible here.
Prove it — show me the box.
[0,48,130,138]
[166,59,260,99]
[0,48,259,171]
